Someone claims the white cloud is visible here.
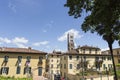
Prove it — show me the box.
[0,37,11,43]
[12,37,28,48]
[101,48,109,51]
[0,37,28,48]
[58,29,83,41]
[33,41,49,46]
[14,43,27,48]
[12,37,28,44]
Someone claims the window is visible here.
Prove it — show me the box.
[16,66,21,74]
[61,57,62,60]
[102,57,106,60]
[70,35,73,38]
[107,57,111,60]
[84,56,86,60]
[18,56,22,63]
[83,49,85,53]
[84,56,86,62]
[108,64,112,69]
[89,49,91,54]
[64,72,66,78]
[57,70,59,74]
[26,56,31,62]
[51,55,53,57]
[4,56,9,62]
[95,56,99,61]
[64,56,66,60]
[77,64,80,69]
[69,64,72,69]
[117,51,119,55]
[118,59,120,63]
[1,67,9,75]
[69,56,72,60]
[26,57,31,66]
[76,56,79,60]
[95,49,97,54]
[57,60,59,63]
[51,59,53,62]
[103,64,106,70]
[64,64,66,69]
[60,72,62,76]
[38,67,42,76]
[51,64,53,68]
[57,64,59,68]
[24,67,31,74]
[70,40,73,42]
[91,78,93,80]
[61,64,62,68]
[39,56,43,64]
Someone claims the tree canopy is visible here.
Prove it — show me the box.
[65,0,120,80]
[65,0,120,44]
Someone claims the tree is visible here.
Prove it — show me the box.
[65,0,120,80]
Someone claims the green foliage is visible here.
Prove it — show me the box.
[65,0,120,80]
[0,76,32,80]
[117,70,120,78]
[116,64,120,67]
[65,0,120,44]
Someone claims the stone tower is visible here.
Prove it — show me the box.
[67,33,75,51]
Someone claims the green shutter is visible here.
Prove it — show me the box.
[4,56,9,62]
[16,66,21,74]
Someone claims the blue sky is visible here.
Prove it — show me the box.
[0,0,119,52]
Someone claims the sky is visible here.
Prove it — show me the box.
[0,0,119,52]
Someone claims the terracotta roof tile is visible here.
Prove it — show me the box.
[0,47,47,54]
[78,45,100,50]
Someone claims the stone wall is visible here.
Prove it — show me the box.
[67,74,114,80]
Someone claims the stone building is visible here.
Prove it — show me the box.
[0,47,47,78]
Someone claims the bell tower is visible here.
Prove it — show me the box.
[67,33,75,51]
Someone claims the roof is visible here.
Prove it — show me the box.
[48,51,62,56]
[66,49,79,54]
[101,48,120,55]
[78,45,100,50]
[0,47,47,54]
[63,52,112,56]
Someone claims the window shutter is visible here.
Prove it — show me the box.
[24,67,26,74]
[29,67,31,74]
[6,67,9,75]
[0,67,3,74]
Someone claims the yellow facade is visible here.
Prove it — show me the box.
[47,51,61,80]
[60,46,113,79]
[0,47,47,78]
[102,48,120,66]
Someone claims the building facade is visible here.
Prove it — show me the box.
[60,32,113,79]
[102,48,120,66]
[47,51,61,80]
[60,46,113,79]
[0,47,47,78]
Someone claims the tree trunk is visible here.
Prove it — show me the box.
[108,43,118,80]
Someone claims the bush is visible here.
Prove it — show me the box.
[0,76,32,80]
